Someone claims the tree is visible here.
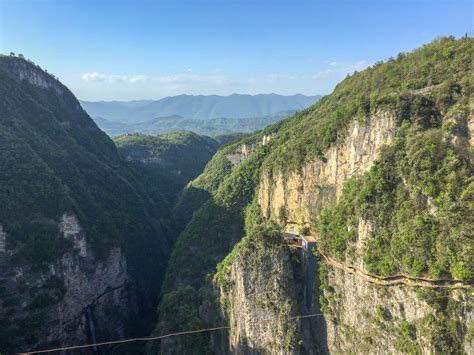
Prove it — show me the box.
[278,206,288,224]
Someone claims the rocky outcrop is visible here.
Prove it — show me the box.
[468,112,474,147]
[223,109,473,354]
[59,214,87,257]
[0,225,6,253]
[259,112,396,223]
[217,236,301,354]
[226,134,275,167]
[322,267,473,354]
[1,55,64,94]
[0,213,135,352]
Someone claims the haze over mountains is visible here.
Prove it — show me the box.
[1,36,473,354]
[93,111,298,137]
[80,94,320,122]
[80,94,321,137]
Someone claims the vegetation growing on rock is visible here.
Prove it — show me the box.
[152,129,277,352]
[0,56,194,351]
[153,36,473,354]
[317,37,473,280]
[114,131,221,203]
[262,36,472,174]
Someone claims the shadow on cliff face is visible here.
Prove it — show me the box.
[290,250,329,354]
[149,190,245,354]
[310,257,330,354]
[172,186,213,232]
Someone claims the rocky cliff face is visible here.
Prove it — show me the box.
[222,110,472,354]
[219,112,398,354]
[1,55,65,94]
[468,112,474,146]
[0,213,135,351]
[321,266,473,354]
[219,239,299,354]
[258,111,396,223]
[220,232,472,354]
[226,134,275,167]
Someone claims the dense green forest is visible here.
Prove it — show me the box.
[114,131,222,203]
[0,56,174,350]
[316,37,473,280]
[152,36,473,353]
[0,55,173,260]
[261,36,473,173]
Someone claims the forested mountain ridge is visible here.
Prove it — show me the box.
[94,110,297,137]
[153,36,473,354]
[114,132,222,203]
[1,36,472,354]
[0,55,176,352]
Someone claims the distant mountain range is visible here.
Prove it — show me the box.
[81,94,320,137]
[80,93,320,123]
[92,110,297,137]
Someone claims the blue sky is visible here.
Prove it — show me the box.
[1,0,472,101]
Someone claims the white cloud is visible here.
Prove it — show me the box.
[313,60,368,79]
[128,75,147,83]
[76,61,372,100]
[81,72,148,83]
[81,72,108,82]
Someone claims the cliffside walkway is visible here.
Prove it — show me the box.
[320,253,472,289]
[281,224,472,290]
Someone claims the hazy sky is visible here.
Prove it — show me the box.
[1,0,472,101]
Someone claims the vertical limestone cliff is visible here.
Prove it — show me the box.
[217,109,473,353]
[218,236,299,354]
[216,229,328,355]
[1,55,66,94]
[215,112,398,354]
[0,213,136,351]
[258,111,396,223]
[226,134,275,168]
[153,37,473,354]
[320,266,473,354]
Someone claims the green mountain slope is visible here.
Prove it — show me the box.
[0,55,172,259]
[114,131,221,202]
[152,36,473,353]
[0,55,174,351]
[151,118,295,353]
